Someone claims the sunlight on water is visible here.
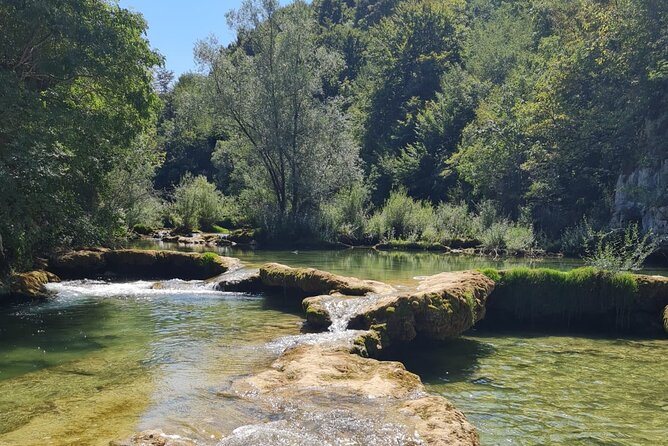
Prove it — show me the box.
[1,248,666,445]
[0,280,304,445]
[392,332,668,446]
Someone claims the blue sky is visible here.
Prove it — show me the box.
[118,0,292,77]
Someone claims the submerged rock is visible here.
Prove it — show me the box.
[51,249,237,280]
[110,430,196,446]
[348,271,495,349]
[10,270,60,299]
[259,262,393,297]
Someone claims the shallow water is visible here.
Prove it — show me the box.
[0,279,304,445]
[392,332,668,446]
[1,247,666,445]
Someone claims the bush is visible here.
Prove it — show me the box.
[434,202,477,240]
[322,182,371,243]
[171,174,227,232]
[584,223,658,272]
[560,218,597,256]
[366,189,436,242]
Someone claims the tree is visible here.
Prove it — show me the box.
[0,0,161,268]
[354,0,466,202]
[198,0,360,236]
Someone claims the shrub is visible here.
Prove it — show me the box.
[322,182,371,243]
[584,223,658,272]
[366,189,436,242]
[172,174,227,232]
[479,221,509,251]
[560,218,597,256]
[504,223,535,252]
[434,202,477,240]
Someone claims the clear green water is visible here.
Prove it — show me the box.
[390,333,668,446]
[1,247,666,445]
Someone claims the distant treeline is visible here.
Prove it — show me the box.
[1,0,666,269]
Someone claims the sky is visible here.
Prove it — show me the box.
[118,0,292,78]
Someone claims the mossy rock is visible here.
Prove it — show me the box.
[302,296,333,329]
[481,267,668,334]
[258,263,390,298]
[51,249,236,280]
[10,270,60,299]
[349,271,495,350]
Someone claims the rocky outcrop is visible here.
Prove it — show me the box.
[228,343,480,446]
[50,249,237,280]
[258,263,393,297]
[612,159,668,236]
[348,271,495,351]
[480,268,668,335]
[9,270,60,299]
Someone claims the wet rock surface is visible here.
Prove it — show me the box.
[9,270,60,299]
[110,430,196,446]
[348,271,495,349]
[258,262,394,297]
[225,343,480,446]
[50,249,238,280]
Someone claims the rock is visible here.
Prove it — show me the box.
[51,249,237,280]
[258,263,392,297]
[227,228,256,245]
[302,295,334,329]
[230,343,479,446]
[481,268,668,335]
[216,270,266,293]
[348,271,495,347]
[110,430,196,446]
[50,249,108,278]
[10,270,60,299]
[612,159,668,236]
[663,305,668,334]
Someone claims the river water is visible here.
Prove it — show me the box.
[0,245,666,445]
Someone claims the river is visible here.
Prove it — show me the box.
[0,245,665,445]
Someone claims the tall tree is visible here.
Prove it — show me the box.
[0,0,160,267]
[198,0,360,235]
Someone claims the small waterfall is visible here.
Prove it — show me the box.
[321,294,380,333]
[265,294,384,354]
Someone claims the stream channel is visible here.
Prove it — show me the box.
[0,244,666,445]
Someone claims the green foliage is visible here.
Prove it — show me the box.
[0,0,161,268]
[434,202,477,240]
[365,190,436,242]
[197,0,361,238]
[584,223,659,272]
[171,174,227,232]
[478,268,501,283]
[322,182,371,243]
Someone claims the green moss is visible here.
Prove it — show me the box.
[211,225,230,234]
[385,306,396,314]
[479,268,501,282]
[199,252,220,265]
[489,267,638,329]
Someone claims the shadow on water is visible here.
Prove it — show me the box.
[380,335,496,384]
[0,300,119,379]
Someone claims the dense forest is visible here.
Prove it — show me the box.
[1,0,667,271]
